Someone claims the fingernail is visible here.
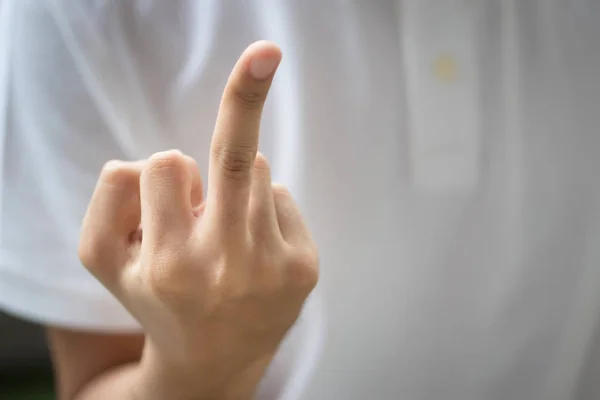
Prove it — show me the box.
[249,54,279,80]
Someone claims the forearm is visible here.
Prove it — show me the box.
[72,343,262,400]
[129,341,271,400]
[49,326,268,400]
[72,362,233,400]
[48,329,252,400]
[72,361,253,400]
[72,362,140,400]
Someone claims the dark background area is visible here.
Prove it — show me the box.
[0,311,54,399]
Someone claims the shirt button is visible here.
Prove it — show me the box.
[433,54,459,83]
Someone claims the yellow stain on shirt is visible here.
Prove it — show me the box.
[433,54,458,83]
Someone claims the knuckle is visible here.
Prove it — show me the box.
[77,238,97,269]
[253,153,271,173]
[142,151,190,191]
[211,144,255,181]
[101,159,125,176]
[287,247,320,291]
[146,150,188,178]
[100,160,138,187]
[183,155,200,172]
[272,184,293,201]
[233,89,264,110]
[78,235,107,274]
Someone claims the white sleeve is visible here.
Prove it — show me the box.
[0,0,143,331]
[0,1,323,399]
[0,0,222,331]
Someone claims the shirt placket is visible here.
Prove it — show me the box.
[401,0,481,192]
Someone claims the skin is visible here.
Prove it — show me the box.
[46,40,319,400]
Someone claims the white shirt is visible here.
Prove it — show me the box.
[2,1,600,399]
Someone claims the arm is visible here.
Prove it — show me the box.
[48,328,262,400]
[47,328,144,400]
[48,293,323,400]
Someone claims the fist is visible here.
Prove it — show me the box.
[78,41,319,397]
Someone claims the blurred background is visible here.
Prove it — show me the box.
[0,312,53,399]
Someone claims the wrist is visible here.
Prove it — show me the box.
[136,339,270,400]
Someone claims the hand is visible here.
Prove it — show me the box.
[78,41,319,399]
